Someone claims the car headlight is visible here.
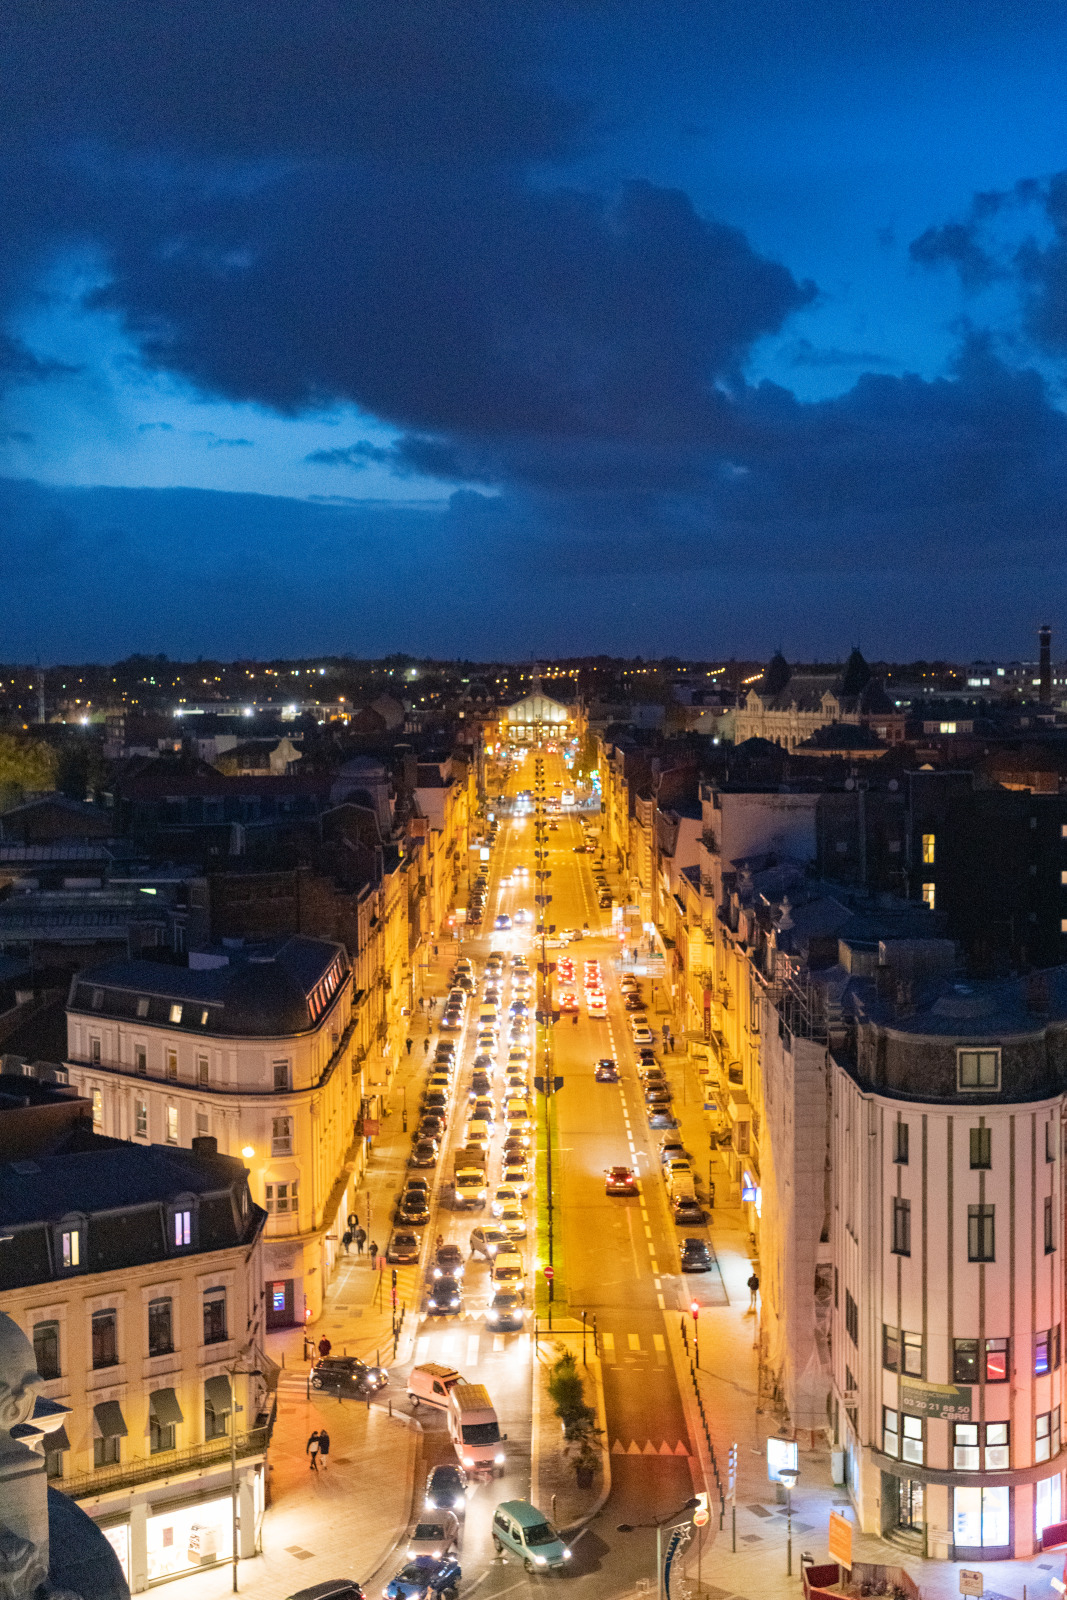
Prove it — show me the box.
[534,1556,547,1565]
[450,1298,459,1307]
[454,1498,465,1509]
[428,1299,438,1308]
[463,1455,474,1466]
[494,1452,506,1463]
[563,1549,572,1560]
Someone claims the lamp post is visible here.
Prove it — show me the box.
[229,1363,264,1592]
[617,1497,700,1600]
[778,1465,798,1577]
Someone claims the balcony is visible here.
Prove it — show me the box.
[59,1401,276,1501]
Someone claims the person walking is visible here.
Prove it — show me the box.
[353,1225,366,1256]
[406,1036,414,1055]
[341,1228,352,1255]
[747,1273,760,1312]
[368,1239,378,1265]
[307,1430,321,1471]
[423,1038,431,1056]
[318,1428,331,1470]
[318,1335,332,1359]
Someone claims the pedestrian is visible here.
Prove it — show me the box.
[354,1225,366,1255]
[423,1038,430,1056]
[318,1427,331,1470]
[318,1335,332,1359]
[436,1232,444,1253]
[419,996,425,1012]
[433,944,439,958]
[368,1239,378,1264]
[747,1273,760,1312]
[406,1037,413,1055]
[572,1012,578,1026]
[307,1430,321,1471]
[341,1229,352,1255]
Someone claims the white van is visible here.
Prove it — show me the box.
[407,1363,462,1411]
[447,1382,506,1476]
[667,1168,697,1205]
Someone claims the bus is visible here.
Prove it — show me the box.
[561,789,575,808]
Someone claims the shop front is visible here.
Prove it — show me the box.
[87,1463,266,1591]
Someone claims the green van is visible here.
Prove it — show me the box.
[491,1500,571,1571]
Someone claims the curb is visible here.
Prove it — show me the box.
[360,1406,426,1587]
[569,1343,612,1533]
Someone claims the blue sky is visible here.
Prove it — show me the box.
[4,0,1067,660]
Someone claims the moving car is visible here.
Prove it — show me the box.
[433,1242,465,1278]
[494,914,512,930]
[492,1184,522,1217]
[425,1463,468,1514]
[502,1161,530,1194]
[469,1226,509,1261]
[285,1582,365,1600]
[310,1356,388,1397]
[427,1275,463,1315]
[680,1238,713,1272]
[406,1518,459,1560]
[382,1557,461,1600]
[497,1206,526,1240]
[595,1058,619,1082]
[587,995,607,1017]
[605,1165,638,1195]
[491,1250,525,1288]
[491,1501,571,1572]
[487,1289,525,1331]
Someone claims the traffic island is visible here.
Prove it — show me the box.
[533,1332,610,1533]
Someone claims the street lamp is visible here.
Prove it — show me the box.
[617,1497,700,1600]
[778,1465,798,1576]
[229,1363,264,1592]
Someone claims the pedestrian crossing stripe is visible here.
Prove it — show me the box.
[611,1439,690,1457]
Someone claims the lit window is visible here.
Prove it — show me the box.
[135,1099,148,1138]
[169,1004,183,1024]
[61,1228,80,1268]
[958,1049,1000,1092]
[91,1087,103,1128]
[1035,1327,1062,1376]
[921,882,936,909]
[166,1105,179,1145]
[940,721,957,734]
[173,1210,191,1247]
[271,1116,293,1156]
[166,1050,178,1081]
[922,833,936,864]
[901,1413,924,1465]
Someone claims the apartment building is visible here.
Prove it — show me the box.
[0,1131,268,1592]
[830,956,1067,1562]
[63,936,360,1325]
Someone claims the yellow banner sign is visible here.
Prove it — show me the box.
[828,1511,853,1570]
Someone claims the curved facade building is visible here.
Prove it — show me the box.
[832,956,1067,1561]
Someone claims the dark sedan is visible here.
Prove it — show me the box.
[426,1274,463,1315]
[595,1058,619,1082]
[410,1139,439,1168]
[310,1356,388,1396]
[398,1190,431,1225]
[681,1238,713,1272]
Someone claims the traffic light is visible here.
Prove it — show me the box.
[690,1300,700,1320]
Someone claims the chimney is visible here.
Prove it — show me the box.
[1039,624,1052,705]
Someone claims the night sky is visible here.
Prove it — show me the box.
[4,1,1067,662]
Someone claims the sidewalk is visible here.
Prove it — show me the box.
[659,1047,1059,1600]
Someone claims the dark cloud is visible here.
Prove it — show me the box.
[909,221,1000,287]
[306,442,394,469]
[0,333,80,386]
[786,338,899,370]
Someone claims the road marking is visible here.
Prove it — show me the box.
[653,1333,665,1353]
[656,1293,665,1309]
[415,1336,429,1360]
[644,1225,653,1239]
[440,1334,457,1357]
[493,1334,504,1352]
[602,1331,615,1357]
[467,1334,481,1367]
[627,1333,641,1351]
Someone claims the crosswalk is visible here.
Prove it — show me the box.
[414,1329,532,1365]
[600,1330,668,1363]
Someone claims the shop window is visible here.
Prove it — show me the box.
[893,1121,909,1164]
[953,1485,1010,1550]
[1035,1327,1062,1375]
[967,1204,995,1261]
[892,1197,911,1256]
[969,1127,991,1169]
[148,1297,173,1357]
[91,1309,118,1369]
[271,1116,293,1156]
[958,1049,1000,1092]
[203,1288,227,1345]
[1036,1407,1061,1464]
[1037,1474,1063,1541]
[33,1320,60,1380]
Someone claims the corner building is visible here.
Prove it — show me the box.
[64,936,360,1327]
[832,960,1067,1561]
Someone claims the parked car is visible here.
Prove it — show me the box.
[285,1582,365,1600]
[680,1238,713,1272]
[410,1139,439,1168]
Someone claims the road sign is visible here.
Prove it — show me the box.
[693,1493,709,1528]
[766,1437,798,1482]
[543,1266,555,1280]
[959,1572,983,1597]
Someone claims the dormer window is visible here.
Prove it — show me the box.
[91,988,104,1010]
[55,1216,85,1271]
[136,997,150,1018]
[173,1209,191,1248]
[958,1048,1001,1093]
[169,1004,183,1024]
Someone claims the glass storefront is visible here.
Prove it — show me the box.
[101,1523,130,1584]
[896,1477,924,1532]
[147,1495,232,1581]
[1037,1474,1063,1540]
[953,1485,1010,1555]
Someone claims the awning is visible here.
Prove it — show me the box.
[204,1375,232,1416]
[47,1424,70,1453]
[93,1401,128,1439]
[149,1388,184,1426]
